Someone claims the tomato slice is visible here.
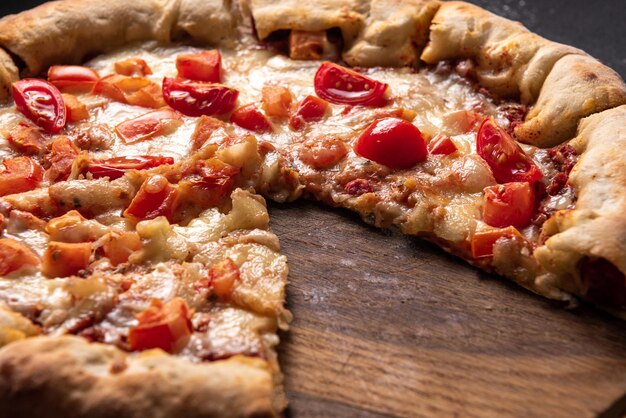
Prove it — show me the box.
[230,104,273,133]
[62,93,90,122]
[176,50,222,82]
[208,258,241,301]
[114,58,152,77]
[7,122,46,155]
[0,238,40,276]
[12,79,66,133]
[128,298,192,353]
[93,74,164,108]
[42,241,92,278]
[428,134,458,155]
[47,65,100,93]
[115,108,182,144]
[162,77,238,117]
[289,95,330,130]
[178,158,240,208]
[261,86,292,118]
[190,116,228,150]
[354,118,428,169]
[477,118,543,184]
[124,175,179,222]
[87,155,175,180]
[314,62,389,107]
[482,182,535,229]
[0,156,44,196]
[471,226,523,259]
[44,136,79,183]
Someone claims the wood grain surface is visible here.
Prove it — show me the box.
[270,200,626,418]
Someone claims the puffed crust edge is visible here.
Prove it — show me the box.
[0,335,280,418]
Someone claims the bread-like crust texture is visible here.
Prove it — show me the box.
[534,105,626,299]
[248,0,369,44]
[0,0,178,76]
[343,0,440,68]
[514,55,626,147]
[0,49,18,103]
[0,335,278,418]
[173,0,237,45]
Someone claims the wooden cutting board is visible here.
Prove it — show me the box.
[270,200,626,418]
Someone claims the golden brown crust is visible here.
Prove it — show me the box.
[515,55,626,147]
[0,336,279,418]
[0,49,18,103]
[0,0,178,76]
[173,0,237,45]
[534,105,626,302]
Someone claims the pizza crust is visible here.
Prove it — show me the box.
[173,0,237,45]
[0,335,280,418]
[0,49,17,103]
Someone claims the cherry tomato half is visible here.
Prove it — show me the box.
[0,156,44,196]
[176,50,222,82]
[12,79,66,133]
[314,62,389,107]
[353,118,427,169]
[477,118,543,184]
[47,65,100,92]
[87,156,175,180]
[289,95,329,130]
[162,77,238,117]
[482,182,535,229]
[230,104,273,133]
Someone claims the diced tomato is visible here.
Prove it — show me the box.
[477,118,543,184]
[93,74,164,108]
[428,134,458,155]
[114,58,153,77]
[124,175,179,222]
[129,298,192,353]
[230,104,273,133]
[190,116,228,150]
[208,258,240,301]
[344,179,373,196]
[42,241,92,278]
[176,50,222,82]
[471,226,523,259]
[261,86,292,118]
[314,62,389,107]
[12,79,66,133]
[115,108,182,144]
[44,136,79,182]
[178,158,240,208]
[0,156,44,196]
[289,30,326,60]
[289,95,329,130]
[482,182,535,229]
[298,136,348,169]
[48,65,100,93]
[103,231,142,266]
[354,118,427,169]
[87,155,174,180]
[62,93,90,122]
[0,238,40,276]
[7,122,47,155]
[162,77,238,117]
[372,107,417,122]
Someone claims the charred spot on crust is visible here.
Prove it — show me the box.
[579,257,626,310]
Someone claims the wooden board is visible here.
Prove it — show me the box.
[270,201,626,418]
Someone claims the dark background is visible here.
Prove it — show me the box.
[0,0,624,78]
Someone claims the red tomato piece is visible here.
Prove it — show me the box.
[178,158,240,208]
[62,93,90,122]
[289,95,329,130]
[298,136,348,169]
[0,238,40,276]
[190,116,228,150]
[124,175,179,222]
[115,108,182,144]
[42,241,92,278]
[208,258,240,301]
[482,182,535,229]
[477,118,543,184]
[0,156,44,196]
[428,134,458,155]
[354,118,427,169]
[114,58,153,77]
[471,226,523,259]
[7,123,47,155]
[162,77,238,117]
[93,74,164,108]
[261,86,292,118]
[12,79,66,133]
[87,155,175,180]
[176,50,222,82]
[44,136,79,183]
[230,104,273,133]
[103,231,143,266]
[314,62,389,107]
[47,65,100,93]
[128,298,192,353]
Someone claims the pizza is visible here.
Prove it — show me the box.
[0,0,624,416]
